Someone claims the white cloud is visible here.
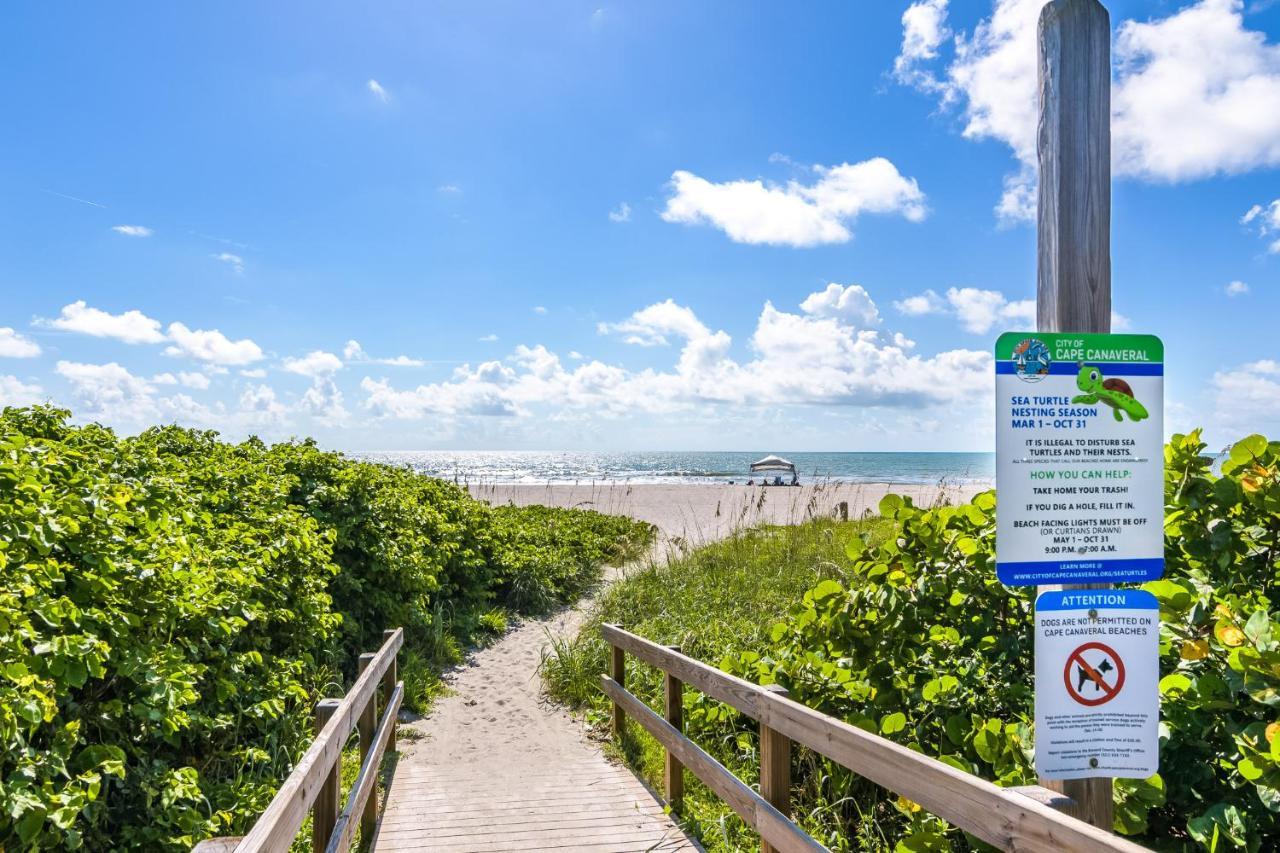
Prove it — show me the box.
[894,0,951,88]
[1242,199,1280,252]
[1226,279,1250,296]
[894,286,1033,333]
[660,158,927,247]
[240,368,267,378]
[56,360,155,417]
[368,79,390,102]
[0,328,41,358]
[212,252,244,274]
[361,286,992,425]
[599,299,710,346]
[437,184,461,194]
[1111,311,1133,332]
[1212,359,1280,436]
[165,322,263,365]
[377,355,425,367]
[897,0,1280,221]
[42,300,166,344]
[0,375,43,406]
[893,289,947,316]
[533,306,548,315]
[239,383,287,427]
[283,350,343,377]
[608,202,632,223]
[799,283,881,327]
[111,224,153,237]
[152,371,211,390]
[478,333,499,342]
[299,377,348,422]
[342,339,425,366]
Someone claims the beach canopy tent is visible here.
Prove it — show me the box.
[749,455,796,475]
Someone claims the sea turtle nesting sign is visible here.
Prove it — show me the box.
[1035,589,1160,780]
[995,332,1164,586]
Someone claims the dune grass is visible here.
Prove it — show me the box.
[540,515,893,851]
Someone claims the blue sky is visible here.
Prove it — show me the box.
[1,0,1278,451]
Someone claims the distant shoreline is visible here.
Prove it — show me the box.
[467,481,988,546]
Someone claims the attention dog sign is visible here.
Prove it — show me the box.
[1034,589,1159,780]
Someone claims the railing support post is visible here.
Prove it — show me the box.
[313,698,342,853]
[759,684,791,853]
[357,652,379,844]
[382,628,399,755]
[607,624,626,739]
[664,645,684,815]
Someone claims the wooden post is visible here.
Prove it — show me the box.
[1037,0,1114,832]
[382,628,398,754]
[356,652,379,843]
[609,629,626,740]
[664,646,684,815]
[312,698,342,853]
[759,684,791,853]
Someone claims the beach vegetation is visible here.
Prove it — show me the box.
[0,406,653,850]
[545,430,1280,851]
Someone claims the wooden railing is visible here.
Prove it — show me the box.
[193,628,404,853]
[601,623,1148,853]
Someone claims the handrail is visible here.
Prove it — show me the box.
[601,623,1149,853]
[192,628,404,853]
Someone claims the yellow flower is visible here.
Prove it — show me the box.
[1267,723,1280,745]
[1180,640,1209,661]
[896,795,922,813]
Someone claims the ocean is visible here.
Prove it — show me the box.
[353,451,994,486]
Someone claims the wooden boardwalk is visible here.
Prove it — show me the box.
[372,601,697,852]
[375,760,695,851]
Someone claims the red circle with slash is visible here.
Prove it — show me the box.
[1063,641,1125,707]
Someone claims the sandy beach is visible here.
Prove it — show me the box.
[468,481,988,546]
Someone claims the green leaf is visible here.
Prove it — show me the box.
[880,712,907,735]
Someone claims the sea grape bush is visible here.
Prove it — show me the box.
[724,429,1279,850]
[0,407,653,850]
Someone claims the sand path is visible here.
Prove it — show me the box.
[374,566,696,852]
[375,482,980,850]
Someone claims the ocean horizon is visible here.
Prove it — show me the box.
[353,450,995,486]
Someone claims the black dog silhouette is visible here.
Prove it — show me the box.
[1076,657,1114,693]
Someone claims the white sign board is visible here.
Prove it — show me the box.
[1035,589,1159,780]
[995,332,1164,586]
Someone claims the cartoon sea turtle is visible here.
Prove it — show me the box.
[1072,364,1148,422]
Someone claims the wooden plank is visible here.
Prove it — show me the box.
[1036,0,1115,832]
[234,628,403,853]
[192,839,242,853]
[601,624,1145,853]
[325,681,403,853]
[664,645,685,815]
[312,699,341,853]
[600,675,826,853]
[760,684,791,853]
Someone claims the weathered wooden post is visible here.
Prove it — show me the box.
[664,646,685,814]
[356,652,379,843]
[313,698,342,853]
[759,684,791,853]
[381,628,399,753]
[607,626,626,739]
[1036,0,1114,831]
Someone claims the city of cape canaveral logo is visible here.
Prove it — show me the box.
[1013,338,1051,382]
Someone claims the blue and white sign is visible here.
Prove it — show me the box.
[1035,589,1160,780]
[995,332,1164,586]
